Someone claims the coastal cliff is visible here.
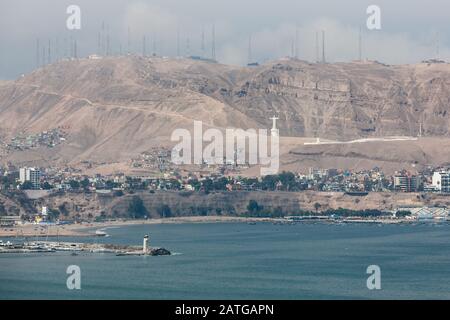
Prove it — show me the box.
[1,190,448,220]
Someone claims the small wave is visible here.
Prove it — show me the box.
[100,226,120,230]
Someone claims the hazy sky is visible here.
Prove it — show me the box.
[0,0,449,79]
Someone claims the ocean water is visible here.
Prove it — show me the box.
[1,222,450,299]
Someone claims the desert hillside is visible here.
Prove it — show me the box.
[0,56,449,172]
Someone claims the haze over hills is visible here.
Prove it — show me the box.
[0,55,449,174]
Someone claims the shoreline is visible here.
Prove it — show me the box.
[0,215,426,238]
[0,216,283,238]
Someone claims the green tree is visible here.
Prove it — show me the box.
[128,196,148,219]
[188,179,201,191]
[213,177,229,190]
[80,178,90,189]
[396,210,412,217]
[105,180,116,189]
[314,202,322,213]
[157,205,172,218]
[0,203,6,216]
[42,181,53,190]
[21,181,34,190]
[202,178,214,193]
[278,171,296,191]
[272,207,284,217]
[1,173,18,189]
[114,190,124,197]
[261,175,277,191]
[58,203,70,217]
[69,180,80,189]
[247,200,263,216]
[168,179,181,190]
[47,209,60,221]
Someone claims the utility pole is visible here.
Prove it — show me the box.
[201,25,205,57]
[106,24,110,56]
[176,25,180,57]
[55,38,59,62]
[48,39,51,64]
[186,36,190,57]
[127,26,131,54]
[143,35,146,56]
[315,31,319,63]
[291,39,294,58]
[36,39,40,68]
[248,35,252,64]
[64,37,68,58]
[321,30,326,63]
[97,31,101,55]
[211,24,216,61]
[436,31,440,60]
[358,27,362,61]
[101,22,105,55]
[69,36,73,58]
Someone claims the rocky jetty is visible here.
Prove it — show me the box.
[0,240,171,256]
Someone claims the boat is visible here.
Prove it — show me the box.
[95,229,108,237]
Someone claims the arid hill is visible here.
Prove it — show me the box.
[0,56,449,173]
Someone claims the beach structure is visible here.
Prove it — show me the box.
[397,207,450,220]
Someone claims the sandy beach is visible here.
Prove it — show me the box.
[0,216,281,238]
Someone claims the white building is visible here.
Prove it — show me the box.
[432,171,450,193]
[19,167,41,189]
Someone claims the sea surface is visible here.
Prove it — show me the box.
[1,222,450,299]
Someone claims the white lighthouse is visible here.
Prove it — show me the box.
[270,116,279,137]
[143,235,150,254]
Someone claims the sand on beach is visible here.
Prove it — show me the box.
[0,216,280,238]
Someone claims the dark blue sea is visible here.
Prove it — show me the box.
[1,222,450,299]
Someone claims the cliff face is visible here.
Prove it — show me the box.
[107,191,449,216]
[0,56,449,169]
[228,61,450,139]
[17,191,450,219]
